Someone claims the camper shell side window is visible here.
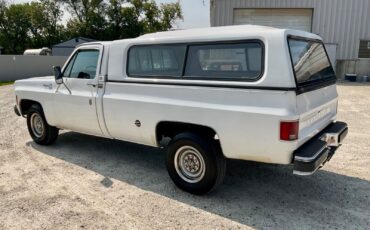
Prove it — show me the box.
[126,40,264,82]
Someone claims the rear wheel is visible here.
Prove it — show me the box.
[27,104,59,145]
[166,132,226,195]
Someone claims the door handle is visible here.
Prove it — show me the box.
[87,82,103,88]
[87,82,97,87]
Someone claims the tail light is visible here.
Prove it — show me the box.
[280,121,299,141]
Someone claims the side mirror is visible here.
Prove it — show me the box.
[53,66,63,84]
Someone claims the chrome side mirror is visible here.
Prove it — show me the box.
[53,66,63,84]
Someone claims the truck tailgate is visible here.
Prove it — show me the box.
[297,84,338,147]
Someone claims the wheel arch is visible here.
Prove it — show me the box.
[155,121,221,146]
[19,99,43,116]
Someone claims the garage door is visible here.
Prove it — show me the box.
[233,9,313,32]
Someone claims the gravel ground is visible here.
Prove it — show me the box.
[0,83,369,229]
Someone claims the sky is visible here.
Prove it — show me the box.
[11,0,210,29]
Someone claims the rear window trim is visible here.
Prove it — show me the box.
[126,39,265,82]
[287,35,337,95]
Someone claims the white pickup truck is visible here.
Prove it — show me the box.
[14,25,348,194]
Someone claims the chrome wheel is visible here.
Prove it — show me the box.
[174,146,206,183]
[30,113,44,138]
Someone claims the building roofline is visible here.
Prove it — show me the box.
[52,46,76,49]
[52,37,98,48]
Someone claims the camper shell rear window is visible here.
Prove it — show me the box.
[287,37,336,93]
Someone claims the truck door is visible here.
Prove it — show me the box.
[53,45,103,136]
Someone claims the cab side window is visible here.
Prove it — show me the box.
[63,50,100,79]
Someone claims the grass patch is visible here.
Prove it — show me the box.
[0,81,14,86]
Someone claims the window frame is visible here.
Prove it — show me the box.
[126,44,187,78]
[61,46,102,80]
[62,52,77,78]
[287,35,337,94]
[126,39,265,82]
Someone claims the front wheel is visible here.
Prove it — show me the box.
[166,132,226,195]
[27,104,59,145]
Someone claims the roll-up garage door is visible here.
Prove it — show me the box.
[233,9,313,32]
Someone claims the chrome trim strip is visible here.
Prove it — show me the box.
[107,79,295,91]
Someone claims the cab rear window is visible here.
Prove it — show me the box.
[288,38,336,88]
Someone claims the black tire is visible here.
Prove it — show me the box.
[166,132,226,195]
[26,104,59,145]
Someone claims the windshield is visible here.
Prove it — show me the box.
[288,38,336,87]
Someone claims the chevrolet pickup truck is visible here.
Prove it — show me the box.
[14,25,348,194]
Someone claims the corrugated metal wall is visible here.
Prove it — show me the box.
[210,0,370,60]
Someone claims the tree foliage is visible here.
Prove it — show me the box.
[0,0,182,54]
[0,2,31,53]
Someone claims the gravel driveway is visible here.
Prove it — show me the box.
[0,83,369,229]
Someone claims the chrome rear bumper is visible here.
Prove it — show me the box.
[293,121,348,176]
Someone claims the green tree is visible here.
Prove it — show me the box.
[60,0,107,40]
[106,0,182,39]
[0,2,31,54]
[106,0,142,39]
[37,0,66,47]
[0,0,182,54]
[0,0,65,54]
